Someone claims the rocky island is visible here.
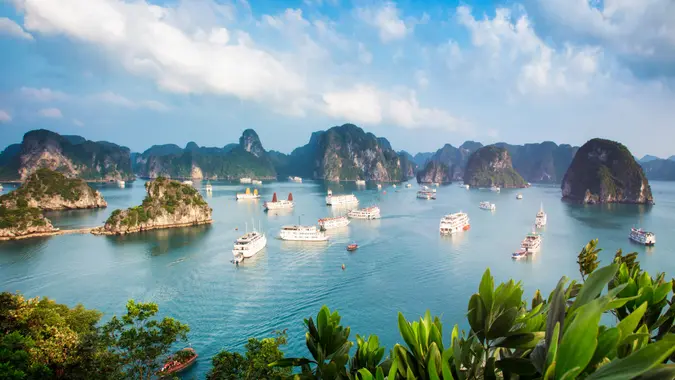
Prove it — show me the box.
[561,138,654,204]
[463,146,527,188]
[0,129,134,181]
[416,142,482,183]
[0,169,107,239]
[94,177,212,235]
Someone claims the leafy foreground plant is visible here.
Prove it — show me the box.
[269,240,675,379]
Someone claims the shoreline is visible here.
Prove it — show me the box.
[91,219,213,236]
[0,227,96,241]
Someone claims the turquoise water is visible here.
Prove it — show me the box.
[1,180,674,378]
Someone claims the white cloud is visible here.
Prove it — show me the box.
[356,2,410,42]
[0,17,33,40]
[358,43,372,64]
[73,119,84,127]
[0,110,11,123]
[94,91,169,111]
[322,85,383,124]
[38,107,63,118]
[20,87,69,101]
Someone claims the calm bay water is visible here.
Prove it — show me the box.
[1,180,674,378]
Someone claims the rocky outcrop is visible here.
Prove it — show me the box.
[416,142,483,183]
[0,206,56,239]
[464,146,527,188]
[134,130,276,179]
[94,177,212,235]
[561,139,653,204]
[398,151,417,179]
[495,142,578,183]
[274,124,413,182]
[0,129,133,181]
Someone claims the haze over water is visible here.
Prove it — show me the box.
[1,180,673,378]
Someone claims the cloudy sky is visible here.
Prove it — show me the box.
[0,0,673,157]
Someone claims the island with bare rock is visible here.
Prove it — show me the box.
[93,177,212,236]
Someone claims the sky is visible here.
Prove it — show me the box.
[0,0,674,157]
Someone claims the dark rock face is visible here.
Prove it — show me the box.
[495,142,578,183]
[272,124,412,182]
[0,129,134,181]
[135,130,276,179]
[463,146,527,188]
[561,138,654,204]
[416,142,483,183]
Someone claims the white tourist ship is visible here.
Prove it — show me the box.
[629,228,655,246]
[117,180,125,188]
[240,177,252,184]
[288,176,303,183]
[232,226,267,263]
[392,184,397,188]
[535,203,547,228]
[465,184,470,189]
[236,187,260,200]
[318,216,350,230]
[252,179,263,185]
[348,206,381,220]
[205,181,212,192]
[490,186,500,192]
[355,179,366,186]
[516,193,523,200]
[279,225,328,241]
[377,184,382,190]
[417,186,436,200]
[439,212,470,235]
[405,183,412,188]
[264,192,294,210]
[513,230,542,259]
[325,190,359,206]
[479,201,496,211]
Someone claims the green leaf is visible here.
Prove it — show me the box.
[479,269,494,312]
[555,299,604,379]
[442,360,455,380]
[653,282,672,304]
[270,357,312,367]
[587,335,675,379]
[358,368,374,380]
[388,360,399,380]
[495,357,537,376]
[398,313,418,356]
[590,327,620,367]
[486,307,518,340]
[428,357,440,380]
[546,322,560,371]
[493,332,544,349]
[484,357,497,380]
[617,302,648,344]
[546,277,567,352]
[570,264,618,313]
[406,366,416,380]
[375,367,385,380]
[467,294,487,342]
[633,364,675,380]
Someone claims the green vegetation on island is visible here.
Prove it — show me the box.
[0,129,133,181]
[3,240,673,379]
[100,177,211,234]
[463,146,527,188]
[562,138,654,204]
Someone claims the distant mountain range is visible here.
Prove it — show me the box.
[2,127,675,183]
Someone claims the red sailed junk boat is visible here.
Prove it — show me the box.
[158,347,197,377]
[264,192,295,211]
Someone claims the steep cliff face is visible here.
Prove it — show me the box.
[135,130,276,179]
[0,129,133,181]
[561,139,653,204]
[95,178,212,235]
[495,142,578,183]
[1,169,106,211]
[275,124,411,181]
[416,141,483,183]
[397,151,417,179]
[464,146,527,188]
[0,206,55,239]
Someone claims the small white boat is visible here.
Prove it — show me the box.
[252,180,263,186]
[490,186,500,192]
[629,228,655,246]
[405,183,412,188]
[288,176,303,183]
[393,184,397,188]
[417,188,436,200]
[117,180,125,188]
[205,181,212,192]
[182,180,193,185]
[240,177,252,184]
[279,225,328,241]
[377,184,382,190]
[512,249,528,260]
[432,182,439,187]
[439,212,470,235]
[318,216,350,230]
[264,192,294,210]
[516,194,523,200]
[236,187,260,200]
[232,227,267,263]
[465,184,470,189]
[535,203,547,228]
[355,179,366,186]
[479,201,496,211]
[348,206,381,220]
[326,190,359,206]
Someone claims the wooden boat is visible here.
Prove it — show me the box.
[347,243,358,252]
[158,347,197,376]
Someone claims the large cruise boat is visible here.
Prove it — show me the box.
[318,216,350,230]
[479,201,496,211]
[288,176,303,183]
[325,190,359,206]
[535,203,547,228]
[279,225,328,241]
[240,177,252,184]
[117,180,125,188]
[439,212,470,235]
[236,188,260,200]
[355,179,366,186]
[232,229,267,263]
[521,231,542,252]
[264,192,294,210]
[417,186,436,200]
[252,179,263,185]
[348,206,381,220]
[490,186,500,192]
[629,228,655,246]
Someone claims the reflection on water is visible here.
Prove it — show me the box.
[104,225,212,256]
[563,202,654,229]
